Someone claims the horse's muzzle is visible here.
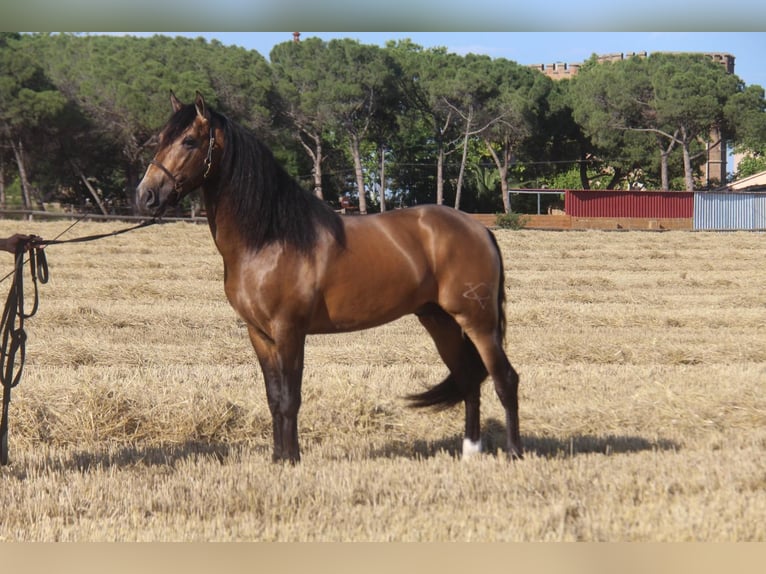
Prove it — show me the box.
[136,185,177,217]
[139,187,160,213]
[135,186,157,216]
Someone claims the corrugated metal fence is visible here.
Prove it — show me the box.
[559,190,766,231]
[565,191,694,218]
[693,192,766,230]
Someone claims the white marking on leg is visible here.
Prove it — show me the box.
[462,437,483,460]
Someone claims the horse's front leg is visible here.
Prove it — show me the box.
[247,325,306,463]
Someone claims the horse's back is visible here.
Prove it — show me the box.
[343,204,490,248]
[340,204,499,273]
[311,205,502,332]
[383,204,499,266]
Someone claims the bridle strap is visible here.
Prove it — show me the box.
[149,159,180,190]
[202,128,216,178]
[148,127,216,191]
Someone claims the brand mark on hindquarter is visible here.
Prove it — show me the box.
[462,282,491,309]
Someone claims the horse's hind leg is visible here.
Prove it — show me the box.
[415,306,488,459]
[497,358,522,459]
[468,331,523,460]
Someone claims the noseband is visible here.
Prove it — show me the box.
[149,127,216,193]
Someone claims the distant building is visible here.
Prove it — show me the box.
[724,169,766,191]
[531,51,736,187]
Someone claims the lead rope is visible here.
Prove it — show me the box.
[0,217,158,465]
[0,240,47,465]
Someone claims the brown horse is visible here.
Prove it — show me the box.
[136,92,522,463]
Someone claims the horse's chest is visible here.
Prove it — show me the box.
[222,255,316,330]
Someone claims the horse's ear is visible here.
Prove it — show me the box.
[194,91,208,119]
[170,91,183,113]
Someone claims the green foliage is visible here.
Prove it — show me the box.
[569,56,658,188]
[495,211,529,229]
[734,148,766,179]
[1,179,24,208]
[546,166,585,190]
[1,34,765,212]
[569,52,755,191]
[726,85,766,155]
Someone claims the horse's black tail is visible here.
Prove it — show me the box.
[406,373,465,411]
[487,229,507,343]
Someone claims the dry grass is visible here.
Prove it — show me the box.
[0,219,764,541]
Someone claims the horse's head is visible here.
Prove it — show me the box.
[136,92,220,216]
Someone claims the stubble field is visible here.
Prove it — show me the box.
[0,218,763,541]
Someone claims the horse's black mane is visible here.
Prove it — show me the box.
[166,103,346,253]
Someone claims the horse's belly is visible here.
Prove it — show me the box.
[309,275,435,334]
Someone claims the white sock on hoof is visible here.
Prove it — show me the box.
[462,438,483,460]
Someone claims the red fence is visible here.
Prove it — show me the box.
[565,191,694,219]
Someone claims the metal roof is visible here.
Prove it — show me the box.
[725,169,766,191]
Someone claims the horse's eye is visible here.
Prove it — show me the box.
[182,136,197,148]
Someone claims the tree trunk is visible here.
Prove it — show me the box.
[656,130,678,191]
[485,139,511,213]
[454,107,473,211]
[579,151,591,190]
[678,126,695,191]
[660,151,670,191]
[379,145,387,212]
[434,112,451,206]
[499,166,510,213]
[69,159,109,215]
[127,161,140,213]
[349,133,367,214]
[606,167,623,190]
[313,138,324,199]
[682,143,695,191]
[298,132,324,199]
[436,145,445,205]
[11,139,34,211]
[0,156,5,208]
[656,132,677,191]
[454,128,470,210]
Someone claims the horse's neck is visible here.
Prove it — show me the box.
[202,187,218,239]
[202,186,249,267]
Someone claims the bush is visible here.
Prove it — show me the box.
[495,212,529,230]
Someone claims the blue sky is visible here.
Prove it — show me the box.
[119,32,766,89]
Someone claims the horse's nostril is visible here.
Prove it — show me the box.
[145,189,158,209]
